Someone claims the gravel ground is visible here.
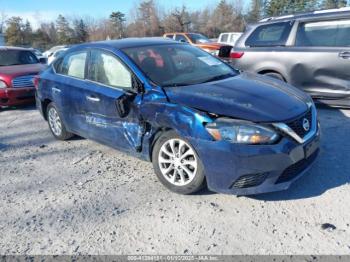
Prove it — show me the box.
[0,104,349,255]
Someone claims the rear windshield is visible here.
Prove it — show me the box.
[0,50,39,66]
[245,21,293,47]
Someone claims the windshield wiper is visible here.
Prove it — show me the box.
[163,83,193,87]
[200,73,235,84]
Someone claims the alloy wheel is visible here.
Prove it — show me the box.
[48,107,62,137]
[158,138,198,186]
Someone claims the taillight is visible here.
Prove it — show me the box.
[33,75,39,89]
[230,52,244,59]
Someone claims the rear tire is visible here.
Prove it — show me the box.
[263,72,285,82]
[46,102,73,140]
[152,130,206,195]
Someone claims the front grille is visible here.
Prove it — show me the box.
[218,45,233,58]
[275,149,319,184]
[231,173,268,189]
[286,109,312,138]
[12,75,35,88]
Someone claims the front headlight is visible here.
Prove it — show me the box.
[0,80,7,89]
[206,118,279,144]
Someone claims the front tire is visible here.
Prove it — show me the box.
[152,131,206,194]
[46,102,73,140]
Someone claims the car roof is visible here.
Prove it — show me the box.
[0,46,32,51]
[72,37,178,50]
[259,7,350,24]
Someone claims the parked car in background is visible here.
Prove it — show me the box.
[47,48,69,65]
[0,47,46,107]
[29,48,47,62]
[163,32,233,59]
[36,38,320,195]
[231,7,350,107]
[217,32,243,46]
[43,45,67,58]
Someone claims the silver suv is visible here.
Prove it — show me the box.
[231,7,350,107]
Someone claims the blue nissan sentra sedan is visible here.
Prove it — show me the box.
[36,38,320,195]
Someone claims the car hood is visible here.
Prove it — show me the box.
[164,72,310,123]
[0,64,46,77]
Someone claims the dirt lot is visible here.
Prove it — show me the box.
[0,105,350,255]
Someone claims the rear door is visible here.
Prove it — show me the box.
[50,50,88,132]
[291,18,350,99]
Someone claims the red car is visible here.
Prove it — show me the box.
[0,47,46,107]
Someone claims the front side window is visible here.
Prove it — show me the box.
[0,50,39,66]
[122,44,237,87]
[89,50,132,90]
[187,33,212,44]
[246,22,293,47]
[296,19,350,47]
[59,51,87,79]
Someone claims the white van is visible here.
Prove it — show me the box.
[217,32,242,46]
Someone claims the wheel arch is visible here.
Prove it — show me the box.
[41,98,53,120]
[258,69,287,82]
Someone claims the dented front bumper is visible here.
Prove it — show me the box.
[189,129,320,195]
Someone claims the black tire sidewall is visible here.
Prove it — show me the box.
[46,102,72,140]
[152,130,206,195]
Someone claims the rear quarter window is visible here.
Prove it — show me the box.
[245,21,293,47]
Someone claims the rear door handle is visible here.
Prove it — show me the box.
[52,87,61,93]
[339,52,350,59]
[86,95,100,102]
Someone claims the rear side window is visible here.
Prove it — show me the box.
[296,20,350,47]
[88,50,132,90]
[175,34,189,43]
[58,51,87,79]
[220,34,229,42]
[165,34,174,39]
[246,22,293,47]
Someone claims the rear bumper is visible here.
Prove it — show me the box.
[0,87,35,106]
[190,128,320,195]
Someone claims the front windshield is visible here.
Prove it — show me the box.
[0,50,39,66]
[122,44,237,87]
[187,33,212,44]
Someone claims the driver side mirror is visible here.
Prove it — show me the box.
[179,39,187,43]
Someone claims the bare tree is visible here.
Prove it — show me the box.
[0,11,7,33]
[163,5,191,33]
[127,0,162,37]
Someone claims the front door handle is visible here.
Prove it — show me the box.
[339,52,350,59]
[86,95,100,102]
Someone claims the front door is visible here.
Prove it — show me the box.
[81,49,144,153]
